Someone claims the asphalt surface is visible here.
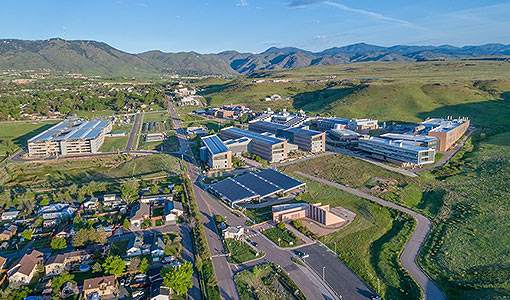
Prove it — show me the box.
[295,171,446,300]
[125,113,141,151]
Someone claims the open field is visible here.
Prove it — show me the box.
[100,136,128,152]
[285,173,421,299]
[225,239,262,264]
[138,132,179,152]
[234,263,306,300]
[0,121,57,156]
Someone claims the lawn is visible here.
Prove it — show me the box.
[143,111,172,126]
[138,132,179,152]
[100,136,128,152]
[0,121,57,155]
[262,227,299,248]
[225,238,262,264]
[111,239,130,257]
[234,263,306,300]
[290,175,421,299]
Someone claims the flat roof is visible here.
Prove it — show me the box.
[272,202,309,212]
[222,127,284,145]
[360,137,432,152]
[381,133,438,143]
[234,172,282,198]
[28,120,110,143]
[209,169,304,204]
[421,118,469,132]
[201,135,229,155]
[250,121,288,131]
[286,127,323,137]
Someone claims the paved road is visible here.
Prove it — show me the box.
[126,113,141,151]
[295,171,446,300]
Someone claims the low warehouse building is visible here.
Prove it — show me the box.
[272,202,345,226]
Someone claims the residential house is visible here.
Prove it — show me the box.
[151,236,165,258]
[83,197,99,210]
[1,210,20,221]
[55,228,73,240]
[103,194,123,207]
[127,235,150,257]
[223,226,244,240]
[83,275,118,299]
[129,203,150,228]
[0,224,17,241]
[7,250,45,286]
[149,266,171,299]
[39,203,76,220]
[164,201,184,222]
[45,247,99,277]
[140,194,173,204]
[0,255,6,271]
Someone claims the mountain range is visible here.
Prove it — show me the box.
[1,38,509,77]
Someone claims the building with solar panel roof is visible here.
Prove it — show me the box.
[199,135,232,170]
[27,119,112,156]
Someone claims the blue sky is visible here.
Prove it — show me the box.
[1,0,509,54]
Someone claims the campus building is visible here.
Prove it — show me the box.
[272,202,345,226]
[27,119,112,156]
[312,117,378,134]
[220,127,287,162]
[248,121,325,153]
[358,137,435,166]
[380,133,440,151]
[199,135,232,170]
[419,117,470,151]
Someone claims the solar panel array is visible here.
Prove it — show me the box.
[201,135,229,155]
[28,120,111,142]
[209,169,305,204]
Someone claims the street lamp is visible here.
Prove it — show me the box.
[334,241,337,254]
[322,266,325,281]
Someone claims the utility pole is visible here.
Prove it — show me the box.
[334,241,337,254]
[322,266,325,281]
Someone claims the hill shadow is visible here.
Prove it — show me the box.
[292,85,365,113]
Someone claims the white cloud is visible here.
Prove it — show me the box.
[237,0,248,7]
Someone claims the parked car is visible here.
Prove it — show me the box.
[294,250,309,259]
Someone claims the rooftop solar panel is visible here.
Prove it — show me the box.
[202,135,229,155]
[234,172,282,198]
[222,127,283,145]
[256,169,305,191]
[84,127,104,139]
[28,119,111,143]
[210,178,257,203]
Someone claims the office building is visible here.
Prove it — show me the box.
[419,117,470,151]
[199,135,232,170]
[248,121,325,153]
[380,133,439,151]
[220,127,287,162]
[358,137,435,166]
[27,120,112,156]
[312,117,378,133]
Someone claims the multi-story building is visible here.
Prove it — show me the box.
[220,127,287,162]
[248,121,325,153]
[27,119,112,156]
[199,135,232,170]
[380,133,440,151]
[312,117,378,133]
[358,137,435,166]
[419,117,470,151]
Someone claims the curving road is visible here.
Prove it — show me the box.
[294,171,446,300]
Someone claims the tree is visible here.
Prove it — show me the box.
[92,262,102,273]
[277,222,286,230]
[261,161,268,168]
[51,237,67,250]
[51,272,75,295]
[102,256,126,275]
[121,179,139,203]
[73,228,106,247]
[139,257,149,274]
[173,185,183,194]
[0,286,31,300]
[128,257,140,273]
[39,197,50,206]
[150,185,159,194]
[21,229,32,241]
[122,219,130,229]
[161,261,193,295]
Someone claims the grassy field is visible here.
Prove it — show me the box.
[225,238,262,264]
[288,174,421,299]
[0,121,57,156]
[138,132,179,152]
[234,263,306,300]
[100,136,128,152]
[142,111,172,125]
[262,227,299,248]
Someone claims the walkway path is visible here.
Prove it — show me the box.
[294,171,446,300]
